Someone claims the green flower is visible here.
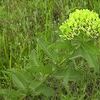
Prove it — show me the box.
[59,9,100,40]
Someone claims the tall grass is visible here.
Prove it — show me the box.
[0,0,100,99]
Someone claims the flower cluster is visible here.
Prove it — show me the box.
[59,9,100,40]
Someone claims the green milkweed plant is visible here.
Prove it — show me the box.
[59,9,100,72]
[58,9,100,99]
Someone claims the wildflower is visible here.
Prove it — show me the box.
[59,9,100,40]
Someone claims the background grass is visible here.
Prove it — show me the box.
[0,0,100,100]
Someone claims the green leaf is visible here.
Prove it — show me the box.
[63,67,83,83]
[37,39,57,64]
[71,42,100,72]
[81,43,99,72]
[54,67,83,83]
[28,49,40,67]
[36,84,55,97]
[11,70,27,90]
[29,80,42,91]
[53,69,69,79]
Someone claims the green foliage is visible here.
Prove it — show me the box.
[0,0,100,100]
[59,8,100,72]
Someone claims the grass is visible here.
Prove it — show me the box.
[0,0,100,100]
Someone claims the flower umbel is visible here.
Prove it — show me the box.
[59,9,100,40]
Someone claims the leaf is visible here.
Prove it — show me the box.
[26,65,53,76]
[11,70,27,90]
[36,84,55,97]
[28,49,40,67]
[37,38,57,63]
[81,43,99,72]
[12,74,25,90]
[40,64,53,75]
[29,80,42,91]
[53,69,69,79]
[63,68,83,85]
[71,42,100,72]
[54,67,83,83]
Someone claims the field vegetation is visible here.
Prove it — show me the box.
[0,0,100,100]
